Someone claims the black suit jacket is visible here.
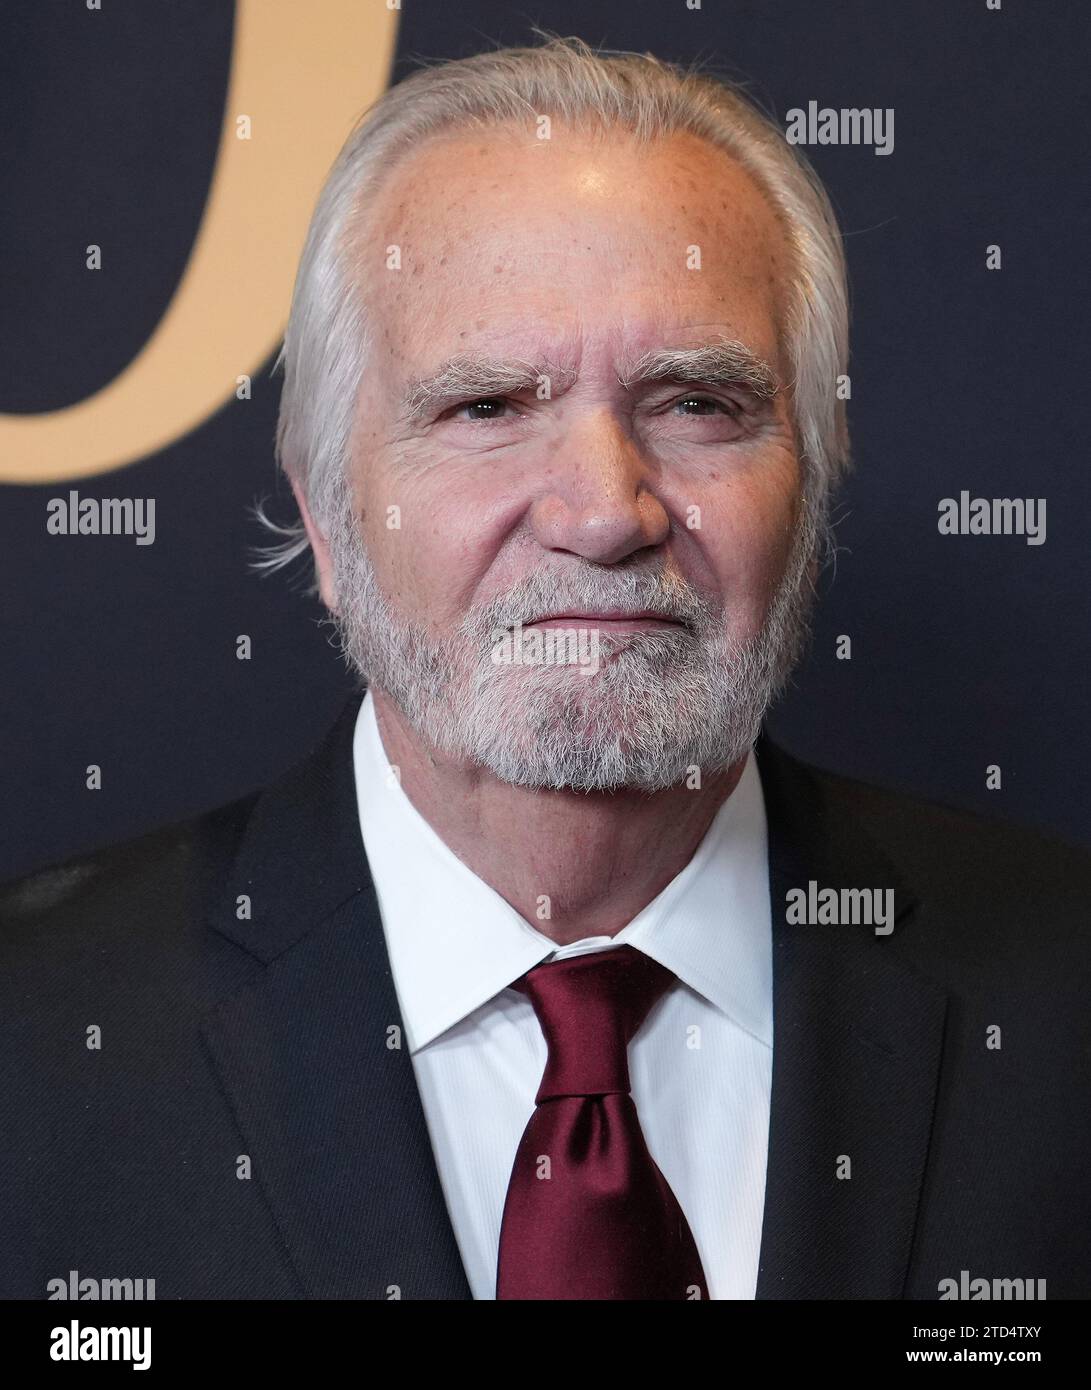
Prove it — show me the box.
[2,690,1088,1299]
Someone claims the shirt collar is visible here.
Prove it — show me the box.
[353,690,771,1053]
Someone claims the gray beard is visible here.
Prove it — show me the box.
[322,484,819,792]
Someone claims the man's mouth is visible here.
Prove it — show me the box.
[522,610,685,632]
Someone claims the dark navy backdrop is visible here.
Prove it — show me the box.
[3,0,1088,879]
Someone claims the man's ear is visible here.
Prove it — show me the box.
[290,477,339,612]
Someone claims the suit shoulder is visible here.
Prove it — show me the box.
[0,791,259,945]
[823,762,1086,873]
[764,742,1091,932]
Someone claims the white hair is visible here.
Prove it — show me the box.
[253,30,850,583]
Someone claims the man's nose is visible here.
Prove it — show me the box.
[529,414,671,565]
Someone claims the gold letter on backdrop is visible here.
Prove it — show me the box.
[0,0,398,483]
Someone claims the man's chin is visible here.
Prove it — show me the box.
[470,743,700,795]
[449,691,740,793]
[466,670,666,740]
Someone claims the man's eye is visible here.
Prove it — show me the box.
[672,395,743,419]
[453,396,513,422]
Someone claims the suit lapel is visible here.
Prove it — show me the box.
[753,739,948,1298]
[200,690,471,1299]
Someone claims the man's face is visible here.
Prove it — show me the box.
[317,122,817,791]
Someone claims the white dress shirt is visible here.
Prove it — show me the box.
[353,689,773,1299]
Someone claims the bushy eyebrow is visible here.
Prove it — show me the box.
[400,357,578,425]
[618,341,781,398]
[399,339,780,425]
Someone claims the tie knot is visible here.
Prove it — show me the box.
[513,945,676,1102]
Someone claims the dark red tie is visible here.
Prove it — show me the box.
[495,944,709,1300]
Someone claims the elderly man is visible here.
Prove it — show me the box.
[2,35,1089,1302]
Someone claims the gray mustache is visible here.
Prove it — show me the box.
[464,567,715,636]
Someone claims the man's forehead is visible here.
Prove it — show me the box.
[411,320,775,375]
[360,125,791,372]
